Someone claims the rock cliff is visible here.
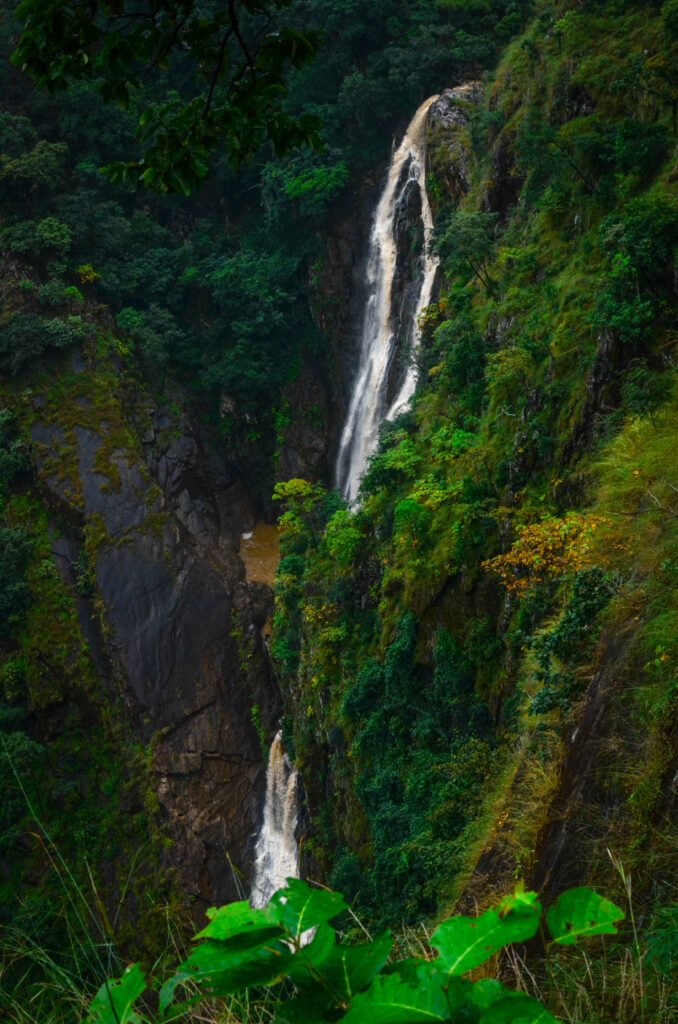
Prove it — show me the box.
[22,341,282,911]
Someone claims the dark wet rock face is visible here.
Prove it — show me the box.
[275,364,331,484]
[309,178,377,470]
[482,130,523,220]
[428,83,520,221]
[31,354,279,910]
[388,157,425,407]
[428,84,483,209]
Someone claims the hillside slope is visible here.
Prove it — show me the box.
[273,3,678,1014]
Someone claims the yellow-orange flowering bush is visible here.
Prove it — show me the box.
[483,513,612,593]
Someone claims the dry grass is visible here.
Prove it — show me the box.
[505,943,676,1024]
[503,852,677,1024]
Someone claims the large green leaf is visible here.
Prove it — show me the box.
[431,890,542,976]
[468,980,558,1023]
[274,984,336,1024]
[342,961,449,1023]
[158,974,201,1016]
[467,978,520,1009]
[167,934,294,998]
[319,931,393,1000]
[546,886,625,945]
[479,995,558,1023]
[291,929,393,1000]
[87,964,146,1024]
[269,878,348,940]
[284,923,337,983]
[194,900,283,948]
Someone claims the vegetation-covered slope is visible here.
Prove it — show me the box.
[271,0,678,1009]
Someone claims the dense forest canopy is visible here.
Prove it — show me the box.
[0,0,532,445]
[12,0,533,187]
[13,0,324,193]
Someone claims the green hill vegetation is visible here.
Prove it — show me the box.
[275,0,678,916]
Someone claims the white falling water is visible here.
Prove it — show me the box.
[336,95,440,503]
[251,730,299,908]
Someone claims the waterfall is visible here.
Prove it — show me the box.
[336,95,440,503]
[251,730,299,908]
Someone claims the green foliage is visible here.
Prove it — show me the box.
[34,216,71,254]
[274,0,678,960]
[528,568,613,714]
[116,304,179,371]
[0,139,68,196]
[486,348,535,410]
[0,313,93,373]
[0,0,534,448]
[621,360,673,420]
[87,964,147,1024]
[342,660,384,723]
[273,478,326,514]
[589,254,655,345]
[38,279,83,309]
[8,0,530,195]
[263,153,350,220]
[336,618,495,922]
[0,701,45,854]
[431,889,542,975]
[393,499,431,545]
[0,527,32,641]
[325,510,364,570]
[0,410,30,496]
[361,430,422,496]
[13,0,322,193]
[434,212,499,294]
[196,246,318,411]
[85,880,624,1024]
[430,306,487,414]
[546,887,625,945]
[646,904,678,976]
[1,0,677,1018]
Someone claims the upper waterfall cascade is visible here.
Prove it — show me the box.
[251,731,300,908]
[336,95,440,503]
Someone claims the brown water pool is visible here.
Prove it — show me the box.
[240,522,280,588]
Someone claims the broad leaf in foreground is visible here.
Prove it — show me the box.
[87,963,146,1024]
[269,878,348,940]
[166,934,294,998]
[342,961,449,1023]
[308,930,393,1000]
[546,886,624,945]
[195,900,283,947]
[480,994,558,1022]
[274,982,337,1024]
[431,890,542,975]
[284,923,337,983]
[466,978,558,1022]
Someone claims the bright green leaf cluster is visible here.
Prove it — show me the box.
[86,880,624,1024]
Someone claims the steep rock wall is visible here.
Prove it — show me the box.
[24,342,281,910]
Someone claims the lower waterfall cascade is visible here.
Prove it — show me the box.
[335,95,440,503]
[251,731,300,908]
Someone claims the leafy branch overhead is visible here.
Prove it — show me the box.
[12,0,322,193]
[86,880,624,1024]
